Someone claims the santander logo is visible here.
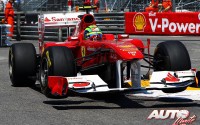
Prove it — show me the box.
[44,17,80,22]
[51,17,79,22]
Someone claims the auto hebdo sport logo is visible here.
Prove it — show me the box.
[133,13,146,32]
[147,110,197,125]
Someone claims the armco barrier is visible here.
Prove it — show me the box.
[0,11,200,41]
[94,12,125,34]
[0,24,12,46]
[0,12,125,41]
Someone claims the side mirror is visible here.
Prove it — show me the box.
[68,36,79,41]
[118,34,129,39]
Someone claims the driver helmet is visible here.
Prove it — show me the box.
[84,25,102,40]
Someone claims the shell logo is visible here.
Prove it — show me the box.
[133,13,146,32]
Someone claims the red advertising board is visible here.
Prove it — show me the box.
[125,12,200,35]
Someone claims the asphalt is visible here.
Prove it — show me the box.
[0,36,200,125]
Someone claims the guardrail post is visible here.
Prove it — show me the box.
[172,0,175,12]
[16,13,21,41]
[58,27,62,42]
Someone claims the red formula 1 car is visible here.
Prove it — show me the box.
[8,6,195,98]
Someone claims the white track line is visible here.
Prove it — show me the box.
[130,90,200,101]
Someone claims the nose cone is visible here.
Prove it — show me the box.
[119,49,144,60]
[117,44,144,60]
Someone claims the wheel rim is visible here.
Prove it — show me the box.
[40,58,48,87]
[154,52,165,71]
[9,51,13,79]
[154,54,164,70]
[9,64,13,77]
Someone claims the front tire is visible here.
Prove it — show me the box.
[153,40,191,71]
[39,46,76,98]
[153,41,191,93]
[9,43,37,86]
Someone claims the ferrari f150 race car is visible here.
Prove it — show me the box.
[8,5,196,98]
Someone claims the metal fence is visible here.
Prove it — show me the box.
[175,0,200,12]
[6,0,200,12]
[0,0,199,41]
[0,12,125,41]
[99,0,200,12]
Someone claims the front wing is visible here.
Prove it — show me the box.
[47,70,195,96]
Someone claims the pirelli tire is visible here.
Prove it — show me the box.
[153,40,191,93]
[153,40,191,71]
[8,43,37,86]
[39,46,76,98]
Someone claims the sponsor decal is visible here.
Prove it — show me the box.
[46,51,52,67]
[67,77,84,80]
[120,48,137,52]
[149,12,156,17]
[126,12,200,35]
[87,47,96,51]
[81,46,86,57]
[118,44,137,54]
[147,110,197,125]
[44,17,79,23]
[149,18,200,33]
[127,51,136,56]
[118,45,134,48]
[133,13,146,32]
[165,72,180,82]
[73,82,90,87]
[44,17,51,22]
[51,17,79,22]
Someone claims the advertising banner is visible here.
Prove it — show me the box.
[125,12,200,35]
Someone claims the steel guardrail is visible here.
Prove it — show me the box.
[0,12,125,41]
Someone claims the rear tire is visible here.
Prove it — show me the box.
[9,43,37,86]
[39,46,76,98]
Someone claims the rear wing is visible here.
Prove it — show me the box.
[38,12,85,28]
[38,12,85,52]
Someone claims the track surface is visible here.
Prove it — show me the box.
[0,36,200,125]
